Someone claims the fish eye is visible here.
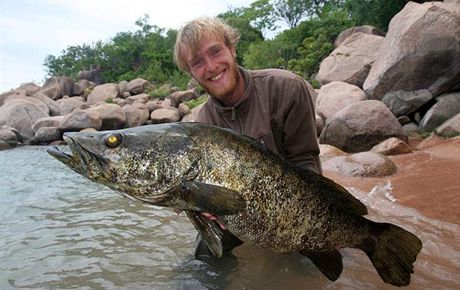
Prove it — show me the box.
[104,133,122,148]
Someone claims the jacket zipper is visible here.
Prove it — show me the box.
[231,107,245,135]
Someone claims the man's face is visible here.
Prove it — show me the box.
[185,34,241,103]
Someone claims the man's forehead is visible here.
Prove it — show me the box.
[184,33,226,61]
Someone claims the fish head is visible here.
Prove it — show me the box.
[47,123,200,205]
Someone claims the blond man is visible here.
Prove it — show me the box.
[174,17,321,258]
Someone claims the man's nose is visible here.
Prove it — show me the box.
[205,57,218,72]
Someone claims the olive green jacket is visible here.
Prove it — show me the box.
[196,67,322,175]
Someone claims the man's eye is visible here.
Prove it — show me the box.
[211,48,221,56]
[192,59,203,68]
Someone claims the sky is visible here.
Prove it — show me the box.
[0,0,256,93]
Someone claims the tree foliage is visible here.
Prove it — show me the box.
[43,1,415,88]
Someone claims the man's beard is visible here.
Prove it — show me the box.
[201,64,240,100]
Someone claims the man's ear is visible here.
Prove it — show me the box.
[230,46,237,58]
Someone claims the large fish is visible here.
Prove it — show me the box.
[47,122,422,286]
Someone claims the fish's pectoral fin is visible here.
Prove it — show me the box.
[181,181,245,215]
[300,249,343,281]
[185,210,223,257]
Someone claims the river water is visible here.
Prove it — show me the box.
[0,146,459,290]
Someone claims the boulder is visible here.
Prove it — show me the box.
[322,151,397,177]
[126,93,149,105]
[363,2,460,99]
[3,95,50,115]
[78,66,102,84]
[73,79,96,96]
[436,112,460,137]
[87,103,127,130]
[319,100,407,152]
[118,80,129,94]
[420,92,460,131]
[39,76,75,100]
[178,103,191,117]
[32,116,65,133]
[168,90,198,107]
[316,114,325,136]
[150,107,181,123]
[127,78,152,95]
[401,122,422,137]
[122,103,149,128]
[34,127,61,143]
[86,83,120,105]
[181,103,204,122]
[318,33,384,87]
[0,99,49,138]
[59,109,102,131]
[31,93,61,116]
[316,81,366,120]
[14,82,41,96]
[370,137,412,155]
[56,96,88,115]
[382,89,433,117]
[334,25,386,48]
[319,144,347,159]
[0,128,18,149]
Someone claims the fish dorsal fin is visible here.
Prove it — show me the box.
[181,181,246,215]
[185,210,223,257]
[302,172,368,216]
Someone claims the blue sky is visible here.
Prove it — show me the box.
[0,0,255,92]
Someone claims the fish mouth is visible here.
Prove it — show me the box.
[47,134,107,176]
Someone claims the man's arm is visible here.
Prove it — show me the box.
[281,77,322,175]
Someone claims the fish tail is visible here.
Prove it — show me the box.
[359,222,422,286]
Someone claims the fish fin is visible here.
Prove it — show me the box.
[184,210,223,257]
[182,181,246,215]
[300,249,343,281]
[302,173,368,216]
[359,222,422,286]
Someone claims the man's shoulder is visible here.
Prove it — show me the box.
[249,68,302,82]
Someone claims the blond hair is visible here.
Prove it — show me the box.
[174,17,240,74]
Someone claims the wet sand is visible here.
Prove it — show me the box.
[324,136,460,225]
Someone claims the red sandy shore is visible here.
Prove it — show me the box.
[324,137,460,225]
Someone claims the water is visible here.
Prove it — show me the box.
[1,146,459,290]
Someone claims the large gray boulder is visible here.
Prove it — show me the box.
[127,78,152,95]
[316,81,366,121]
[31,92,61,116]
[72,79,96,96]
[32,116,65,133]
[363,2,460,99]
[169,90,198,108]
[0,99,49,139]
[436,113,460,137]
[86,83,120,105]
[334,25,386,48]
[420,92,460,131]
[0,128,18,150]
[319,100,407,152]
[39,76,75,100]
[87,103,127,130]
[318,32,384,87]
[34,127,61,143]
[59,109,102,131]
[122,103,149,128]
[150,107,181,123]
[3,95,50,115]
[322,151,397,177]
[382,89,433,117]
[56,96,88,115]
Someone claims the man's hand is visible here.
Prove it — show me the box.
[201,212,227,230]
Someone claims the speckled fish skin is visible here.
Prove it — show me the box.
[47,122,422,286]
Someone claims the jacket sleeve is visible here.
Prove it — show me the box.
[280,77,322,175]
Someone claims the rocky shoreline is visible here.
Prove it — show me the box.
[1,1,459,179]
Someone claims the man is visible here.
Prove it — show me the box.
[174,17,321,258]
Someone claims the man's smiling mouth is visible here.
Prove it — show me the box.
[211,71,224,81]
